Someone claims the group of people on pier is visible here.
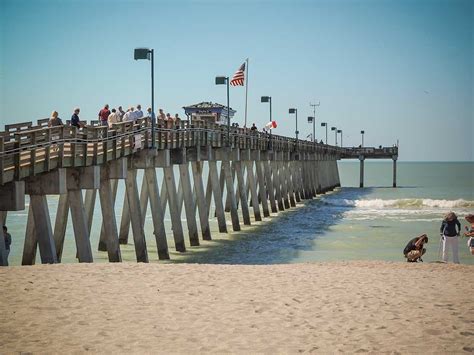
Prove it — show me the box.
[47,105,183,130]
[403,212,474,263]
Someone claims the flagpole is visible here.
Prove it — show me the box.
[244,58,249,128]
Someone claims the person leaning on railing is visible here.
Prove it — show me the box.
[48,111,63,127]
[71,107,86,128]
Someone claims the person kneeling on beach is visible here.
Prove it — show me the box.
[403,234,428,262]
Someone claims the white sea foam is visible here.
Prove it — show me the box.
[321,198,474,209]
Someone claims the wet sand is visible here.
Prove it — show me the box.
[1,261,473,353]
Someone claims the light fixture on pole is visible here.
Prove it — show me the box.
[289,108,298,140]
[321,122,328,144]
[309,101,320,142]
[331,126,337,146]
[261,96,272,149]
[215,76,230,147]
[134,47,155,148]
[307,116,314,142]
[360,130,365,147]
[337,129,343,147]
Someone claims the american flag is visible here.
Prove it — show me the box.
[230,62,245,86]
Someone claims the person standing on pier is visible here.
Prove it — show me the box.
[107,108,120,128]
[71,108,85,128]
[117,106,126,121]
[135,104,144,119]
[48,110,63,127]
[123,107,135,122]
[158,108,166,121]
[440,212,461,263]
[98,104,110,126]
[3,226,11,264]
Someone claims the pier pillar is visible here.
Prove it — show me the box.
[246,160,262,221]
[0,211,7,266]
[144,168,169,259]
[359,156,365,188]
[392,157,397,188]
[272,160,284,211]
[208,161,227,233]
[24,169,67,264]
[234,161,251,225]
[163,166,186,252]
[191,161,212,240]
[255,160,270,217]
[264,160,278,213]
[125,168,149,261]
[179,163,200,246]
[222,160,240,231]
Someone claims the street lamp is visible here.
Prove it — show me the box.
[215,76,230,146]
[261,96,272,149]
[307,116,314,142]
[331,126,337,146]
[337,129,343,147]
[134,47,155,148]
[360,130,365,147]
[289,108,298,140]
[309,101,320,143]
[321,122,328,144]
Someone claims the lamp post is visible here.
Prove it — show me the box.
[307,116,314,142]
[309,101,320,143]
[331,126,337,146]
[261,96,272,149]
[321,122,328,144]
[134,47,155,148]
[360,130,365,147]
[289,108,298,140]
[337,129,343,147]
[215,76,230,146]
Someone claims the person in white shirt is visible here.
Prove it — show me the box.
[135,104,144,119]
[123,107,135,122]
[107,108,120,128]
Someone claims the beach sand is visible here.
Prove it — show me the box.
[1,261,473,354]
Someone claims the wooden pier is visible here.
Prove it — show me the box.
[0,117,397,266]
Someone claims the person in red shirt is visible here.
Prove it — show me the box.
[98,104,110,126]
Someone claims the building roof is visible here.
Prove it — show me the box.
[182,101,236,115]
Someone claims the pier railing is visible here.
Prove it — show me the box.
[0,117,345,186]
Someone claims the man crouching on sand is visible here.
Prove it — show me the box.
[404,234,428,262]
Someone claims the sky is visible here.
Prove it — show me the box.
[0,0,472,161]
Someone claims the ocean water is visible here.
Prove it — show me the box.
[4,161,474,265]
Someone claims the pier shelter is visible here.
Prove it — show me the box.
[183,102,236,126]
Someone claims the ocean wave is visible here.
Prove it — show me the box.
[321,198,474,209]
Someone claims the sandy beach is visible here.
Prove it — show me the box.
[1,261,473,354]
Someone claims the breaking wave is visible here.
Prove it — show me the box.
[321,198,474,209]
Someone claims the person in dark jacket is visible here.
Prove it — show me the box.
[403,234,428,262]
[440,211,461,263]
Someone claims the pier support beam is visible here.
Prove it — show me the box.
[234,161,251,225]
[163,166,186,252]
[359,156,365,188]
[179,163,200,246]
[208,161,227,233]
[191,161,211,240]
[392,157,397,188]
